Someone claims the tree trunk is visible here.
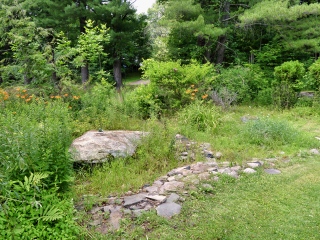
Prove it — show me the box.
[81,61,89,84]
[215,1,230,65]
[113,58,122,90]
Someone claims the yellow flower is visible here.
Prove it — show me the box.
[193,89,198,93]
[64,93,69,97]
[16,87,21,91]
[185,89,192,94]
[22,89,27,93]
[191,84,195,88]
[191,97,195,100]
[191,92,195,96]
[50,96,55,99]
[25,98,31,102]
[55,95,61,99]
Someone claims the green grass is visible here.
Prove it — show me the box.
[112,156,320,239]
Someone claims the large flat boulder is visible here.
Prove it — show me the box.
[70,130,148,163]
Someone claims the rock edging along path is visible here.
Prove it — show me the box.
[77,135,320,234]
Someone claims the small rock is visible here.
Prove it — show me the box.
[156,202,182,218]
[228,170,239,178]
[198,172,211,180]
[201,183,214,190]
[109,210,122,230]
[132,209,145,217]
[181,152,189,156]
[89,219,102,226]
[146,195,167,202]
[159,181,184,194]
[215,152,223,159]
[264,169,281,174]
[90,206,102,214]
[153,180,164,186]
[103,205,112,213]
[123,193,146,207]
[144,186,159,193]
[168,176,176,181]
[243,168,256,174]
[167,193,180,203]
[204,150,214,158]
[247,161,262,168]
[230,166,241,171]
[310,149,320,155]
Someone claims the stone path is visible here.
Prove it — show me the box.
[77,135,320,234]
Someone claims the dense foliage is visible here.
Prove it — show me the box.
[1,0,320,238]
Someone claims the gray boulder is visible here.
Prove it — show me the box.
[70,130,148,163]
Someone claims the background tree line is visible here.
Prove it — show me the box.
[0,0,320,106]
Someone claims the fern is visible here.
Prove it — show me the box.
[35,205,64,222]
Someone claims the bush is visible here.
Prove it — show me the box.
[141,59,215,110]
[124,84,162,119]
[242,118,301,147]
[308,59,320,90]
[273,60,305,108]
[0,173,81,239]
[213,64,268,104]
[0,100,73,191]
[177,101,220,133]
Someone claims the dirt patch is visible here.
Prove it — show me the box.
[126,80,150,86]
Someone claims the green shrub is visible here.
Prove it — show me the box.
[242,118,302,147]
[0,173,81,239]
[213,64,268,104]
[124,84,162,119]
[273,60,305,108]
[177,101,220,133]
[0,100,73,191]
[308,59,320,90]
[141,59,215,110]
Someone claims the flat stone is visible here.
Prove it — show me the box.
[159,181,184,194]
[230,166,241,171]
[109,209,122,230]
[243,168,256,174]
[181,152,189,156]
[228,170,239,178]
[146,195,167,202]
[192,162,210,172]
[264,169,281,174]
[132,209,145,217]
[247,162,262,168]
[167,193,180,203]
[167,176,176,181]
[310,149,320,155]
[153,180,164,187]
[144,186,159,193]
[215,152,223,159]
[123,193,146,207]
[156,202,182,218]
[198,172,211,180]
[218,168,231,174]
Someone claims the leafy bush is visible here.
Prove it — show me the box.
[242,118,302,147]
[177,101,220,133]
[124,84,162,119]
[0,173,81,239]
[141,59,215,110]
[0,100,73,191]
[273,60,305,108]
[308,59,320,90]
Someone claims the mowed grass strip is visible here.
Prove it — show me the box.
[129,157,320,240]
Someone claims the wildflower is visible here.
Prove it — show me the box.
[191,97,195,100]
[50,96,55,99]
[193,89,198,93]
[73,96,80,100]
[202,94,208,99]
[68,106,72,109]
[16,87,20,91]
[16,94,21,98]
[185,89,192,94]
[64,93,69,97]
[22,89,27,93]
[191,84,195,88]
[25,98,31,102]
[21,95,26,99]
[55,95,61,99]
[191,92,195,96]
